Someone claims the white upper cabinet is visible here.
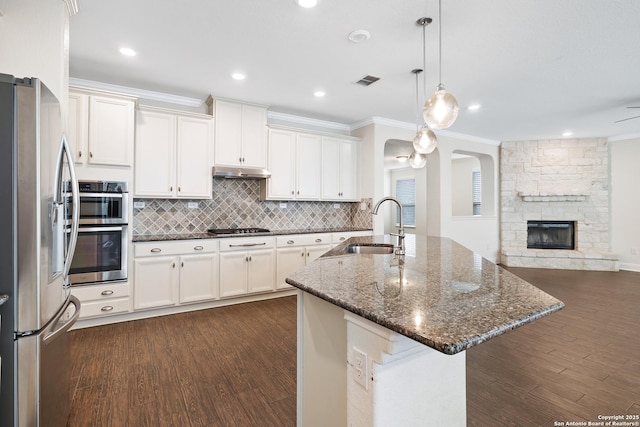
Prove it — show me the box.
[321,136,358,201]
[135,107,213,199]
[67,89,136,167]
[263,128,322,201]
[213,99,267,168]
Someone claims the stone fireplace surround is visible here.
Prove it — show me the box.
[500,138,619,271]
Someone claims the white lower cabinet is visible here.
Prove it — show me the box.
[219,237,276,298]
[276,234,331,289]
[71,282,130,318]
[134,240,219,310]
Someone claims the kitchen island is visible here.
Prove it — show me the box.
[286,235,564,426]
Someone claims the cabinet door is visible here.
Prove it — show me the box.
[247,249,275,293]
[88,95,135,166]
[306,244,332,264]
[67,92,88,164]
[296,133,322,200]
[135,110,176,197]
[340,139,358,200]
[134,256,178,310]
[276,247,306,289]
[176,116,213,198]
[219,251,248,298]
[241,104,267,168]
[179,253,218,303]
[214,100,243,166]
[267,129,296,199]
[321,136,342,200]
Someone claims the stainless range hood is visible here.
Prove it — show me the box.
[212,165,271,179]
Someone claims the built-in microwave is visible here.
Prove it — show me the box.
[65,180,128,225]
[65,180,129,285]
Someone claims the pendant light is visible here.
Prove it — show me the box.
[423,0,459,129]
[409,151,427,169]
[413,18,438,155]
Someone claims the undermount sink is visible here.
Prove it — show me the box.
[344,244,395,254]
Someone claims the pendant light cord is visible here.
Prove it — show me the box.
[438,0,442,85]
[422,20,427,102]
[415,70,421,132]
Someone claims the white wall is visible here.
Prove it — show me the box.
[0,0,69,107]
[610,137,640,271]
[451,156,480,216]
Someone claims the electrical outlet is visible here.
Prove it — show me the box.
[279,202,287,209]
[333,203,340,209]
[360,201,367,211]
[352,347,368,389]
[187,202,198,209]
[133,201,145,209]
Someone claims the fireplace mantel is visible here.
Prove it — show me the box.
[517,192,588,202]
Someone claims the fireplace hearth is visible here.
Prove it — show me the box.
[527,221,575,250]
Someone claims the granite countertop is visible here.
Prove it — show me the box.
[132,227,372,242]
[0,294,8,307]
[286,235,564,355]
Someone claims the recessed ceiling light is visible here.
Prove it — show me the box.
[562,131,573,137]
[348,30,371,43]
[296,0,317,8]
[231,73,246,80]
[467,104,481,111]
[119,47,136,57]
[314,91,325,97]
[396,155,409,162]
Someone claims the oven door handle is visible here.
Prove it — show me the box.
[68,226,126,233]
[65,192,124,198]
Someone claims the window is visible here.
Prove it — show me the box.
[472,170,481,215]
[396,178,416,226]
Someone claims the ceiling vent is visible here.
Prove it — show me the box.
[356,75,380,86]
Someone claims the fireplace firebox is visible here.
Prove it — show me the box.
[527,221,575,250]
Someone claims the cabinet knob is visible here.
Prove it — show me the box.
[239,157,243,163]
[101,290,114,296]
[301,251,304,257]
[78,150,82,158]
[245,256,249,262]
[339,237,345,241]
[89,151,93,158]
[297,190,299,195]
[181,261,184,267]
[170,186,173,192]
[178,186,181,192]
[101,306,114,312]
[291,191,294,195]
[150,248,162,253]
[287,240,294,245]
[194,245,204,251]
[315,238,322,243]
[249,255,252,262]
[172,262,176,268]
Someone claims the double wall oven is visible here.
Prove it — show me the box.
[65,180,128,285]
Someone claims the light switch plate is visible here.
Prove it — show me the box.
[280,202,287,209]
[133,201,145,209]
[187,202,199,209]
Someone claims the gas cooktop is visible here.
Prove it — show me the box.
[207,227,271,235]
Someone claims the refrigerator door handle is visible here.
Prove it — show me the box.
[42,295,81,346]
[54,134,80,280]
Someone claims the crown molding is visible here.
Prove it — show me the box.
[350,116,501,146]
[267,111,351,132]
[68,78,205,108]
[608,132,640,142]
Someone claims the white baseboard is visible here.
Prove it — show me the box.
[619,262,640,272]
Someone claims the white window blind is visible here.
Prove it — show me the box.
[396,178,416,226]
[472,170,482,215]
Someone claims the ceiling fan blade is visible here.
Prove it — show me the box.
[614,115,640,123]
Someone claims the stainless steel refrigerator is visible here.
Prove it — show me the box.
[0,74,81,427]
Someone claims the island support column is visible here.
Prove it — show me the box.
[344,312,467,427]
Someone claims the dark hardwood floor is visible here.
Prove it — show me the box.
[67,268,640,426]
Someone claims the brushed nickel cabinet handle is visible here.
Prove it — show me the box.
[194,245,204,251]
[287,240,294,245]
[150,248,162,253]
[101,290,114,296]
[101,306,114,312]
[315,238,322,243]
[229,242,266,248]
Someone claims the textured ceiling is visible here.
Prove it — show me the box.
[69,0,640,142]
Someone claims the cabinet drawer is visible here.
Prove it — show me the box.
[276,233,330,248]
[78,298,130,318]
[331,231,372,245]
[134,239,218,257]
[219,236,275,252]
[72,282,130,301]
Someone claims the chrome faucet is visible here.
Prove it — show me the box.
[372,196,405,255]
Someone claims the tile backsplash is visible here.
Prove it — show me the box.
[133,178,372,235]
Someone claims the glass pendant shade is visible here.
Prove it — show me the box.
[423,84,459,129]
[413,125,438,154]
[409,151,427,169]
